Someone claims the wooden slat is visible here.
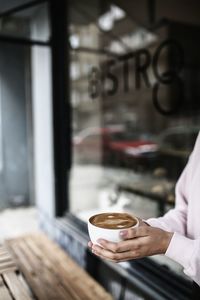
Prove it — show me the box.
[21,239,81,300]
[0,246,9,252]
[8,240,81,300]
[0,261,16,270]
[24,235,108,300]
[0,276,13,300]
[0,255,13,264]
[19,240,77,300]
[9,242,61,300]
[0,245,35,300]
[0,267,17,274]
[35,234,113,300]
[3,272,33,300]
[24,238,86,300]
[7,233,113,300]
[33,235,112,300]
[0,246,18,275]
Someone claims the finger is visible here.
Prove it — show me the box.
[88,241,93,248]
[92,249,118,263]
[120,226,150,240]
[98,238,142,253]
[97,239,130,253]
[113,238,143,253]
[92,244,140,262]
[92,244,122,261]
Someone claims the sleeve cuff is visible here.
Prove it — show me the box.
[144,218,170,231]
[165,232,196,271]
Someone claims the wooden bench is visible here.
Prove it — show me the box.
[0,233,113,300]
[0,245,31,300]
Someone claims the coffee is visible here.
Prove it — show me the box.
[89,212,137,230]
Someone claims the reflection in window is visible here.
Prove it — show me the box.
[0,77,3,172]
[69,0,200,279]
[0,3,50,42]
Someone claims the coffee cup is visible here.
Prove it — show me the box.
[88,212,139,244]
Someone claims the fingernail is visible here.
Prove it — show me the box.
[120,230,128,237]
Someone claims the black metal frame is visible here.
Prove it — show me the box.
[0,34,50,46]
[49,0,70,215]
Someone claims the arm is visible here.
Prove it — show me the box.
[90,133,200,285]
[145,133,200,285]
[165,232,200,285]
[146,133,199,233]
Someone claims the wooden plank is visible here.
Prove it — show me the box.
[6,233,113,300]
[0,246,9,252]
[26,238,81,300]
[8,243,49,300]
[0,247,17,275]
[29,234,113,300]
[3,271,33,300]
[18,273,36,300]
[8,239,79,300]
[0,252,11,256]
[0,251,11,257]
[25,238,84,300]
[30,238,100,300]
[0,244,36,300]
[0,255,13,264]
[0,276,13,300]
[19,239,77,300]
[0,261,16,270]
[8,239,71,299]
[0,267,17,274]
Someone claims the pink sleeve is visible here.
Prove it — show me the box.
[145,155,191,234]
[145,133,200,284]
[165,233,200,285]
[145,156,200,285]
[146,133,200,231]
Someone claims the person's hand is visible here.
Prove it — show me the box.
[88,217,148,251]
[88,218,147,251]
[88,223,173,263]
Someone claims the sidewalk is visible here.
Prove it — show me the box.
[0,207,38,243]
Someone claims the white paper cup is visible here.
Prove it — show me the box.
[88,212,139,245]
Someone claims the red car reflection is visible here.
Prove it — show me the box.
[73,127,158,169]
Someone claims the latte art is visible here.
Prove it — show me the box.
[90,213,137,229]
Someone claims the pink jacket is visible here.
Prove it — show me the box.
[147,132,200,285]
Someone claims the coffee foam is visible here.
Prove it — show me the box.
[90,212,137,229]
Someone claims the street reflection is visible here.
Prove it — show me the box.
[69,0,200,279]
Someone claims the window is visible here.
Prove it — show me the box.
[0,76,3,172]
[69,0,200,279]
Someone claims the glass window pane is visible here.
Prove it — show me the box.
[69,0,200,281]
[0,3,50,42]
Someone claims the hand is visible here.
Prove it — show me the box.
[88,217,147,252]
[88,225,173,263]
[88,218,147,252]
